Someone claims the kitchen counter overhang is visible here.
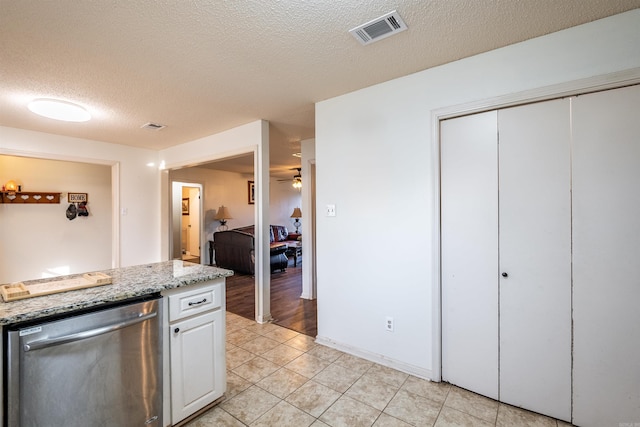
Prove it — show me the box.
[0,261,233,325]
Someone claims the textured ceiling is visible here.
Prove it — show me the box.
[1,1,639,177]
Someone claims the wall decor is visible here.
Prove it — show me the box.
[0,192,61,204]
[248,181,255,204]
[68,192,88,203]
[182,198,189,215]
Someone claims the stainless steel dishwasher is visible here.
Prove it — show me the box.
[5,295,163,427]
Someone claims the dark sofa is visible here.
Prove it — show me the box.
[213,225,292,275]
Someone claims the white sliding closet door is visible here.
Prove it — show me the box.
[441,111,499,399]
[498,100,572,421]
[441,101,572,420]
[572,85,640,426]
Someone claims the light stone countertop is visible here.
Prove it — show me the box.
[0,261,233,325]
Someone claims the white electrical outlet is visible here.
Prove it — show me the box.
[386,316,394,332]
[326,204,336,217]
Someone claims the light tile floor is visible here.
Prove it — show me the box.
[185,312,574,427]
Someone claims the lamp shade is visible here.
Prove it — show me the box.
[290,207,302,218]
[5,180,18,192]
[214,205,233,220]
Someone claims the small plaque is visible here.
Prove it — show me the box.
[68,193,88,203]
[19,326,42,336]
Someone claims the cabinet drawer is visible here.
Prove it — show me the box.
[168,282,222,321]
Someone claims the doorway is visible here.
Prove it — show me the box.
[0,154,114,282]
[165,151,316,332]
[171,181,202,263]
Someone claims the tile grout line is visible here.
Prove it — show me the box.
[222,315,564,427]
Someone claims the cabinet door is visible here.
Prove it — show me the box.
[441,110,499,399]
[498,99,572,421]
[572,85,640,426]
[170,310,225,425]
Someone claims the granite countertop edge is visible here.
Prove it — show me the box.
[0,261,233,326]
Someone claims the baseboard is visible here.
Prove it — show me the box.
[314,335,433,380]
[256,313,274,324]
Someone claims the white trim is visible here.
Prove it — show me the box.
[169,181,204,263]
[315,336,432,380]
[254,121,272,324]
[431,66,640,383]
[162,146,258,171]
[111,162,120,268]
[434,67,640,121]
[301,140,316,301]
[430,109,442,382]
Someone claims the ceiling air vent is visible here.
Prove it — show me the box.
[141,122,166,131]
[349,10,407,46]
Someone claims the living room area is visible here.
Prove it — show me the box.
[168,151,316,337]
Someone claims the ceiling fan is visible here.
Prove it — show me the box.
[278,167,302,189]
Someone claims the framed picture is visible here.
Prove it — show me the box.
[182,198,189,215]
[248,181,255,204]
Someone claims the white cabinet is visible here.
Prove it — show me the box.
[163,279,226,426]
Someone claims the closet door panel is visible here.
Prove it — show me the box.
[441,111,499,399]
[572,85,640,426]
[498,99,572,421]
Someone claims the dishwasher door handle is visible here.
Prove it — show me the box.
[23,311,157,352]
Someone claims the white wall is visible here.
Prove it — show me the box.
[0,155,112,282]
[315,10,640,377]
[270,179,302,233]
[0,126,161,273]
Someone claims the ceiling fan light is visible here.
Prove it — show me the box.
[28,98,91,122]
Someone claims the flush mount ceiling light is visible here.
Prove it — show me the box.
[28,98,91,122]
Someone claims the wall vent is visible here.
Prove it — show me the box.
[349,10,407,46]
[141,122,166,131]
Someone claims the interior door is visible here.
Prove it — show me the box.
[498,99,572,421]
[572,84,640,426]
[441,110,499,399]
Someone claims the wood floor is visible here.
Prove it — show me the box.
[225,260,317,337]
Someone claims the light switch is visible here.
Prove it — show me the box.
[326,204,336,217]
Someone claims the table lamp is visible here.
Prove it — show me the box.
[290,207,302,233]
[214,205,233,231]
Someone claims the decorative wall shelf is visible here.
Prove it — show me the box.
[0,192,61,204]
